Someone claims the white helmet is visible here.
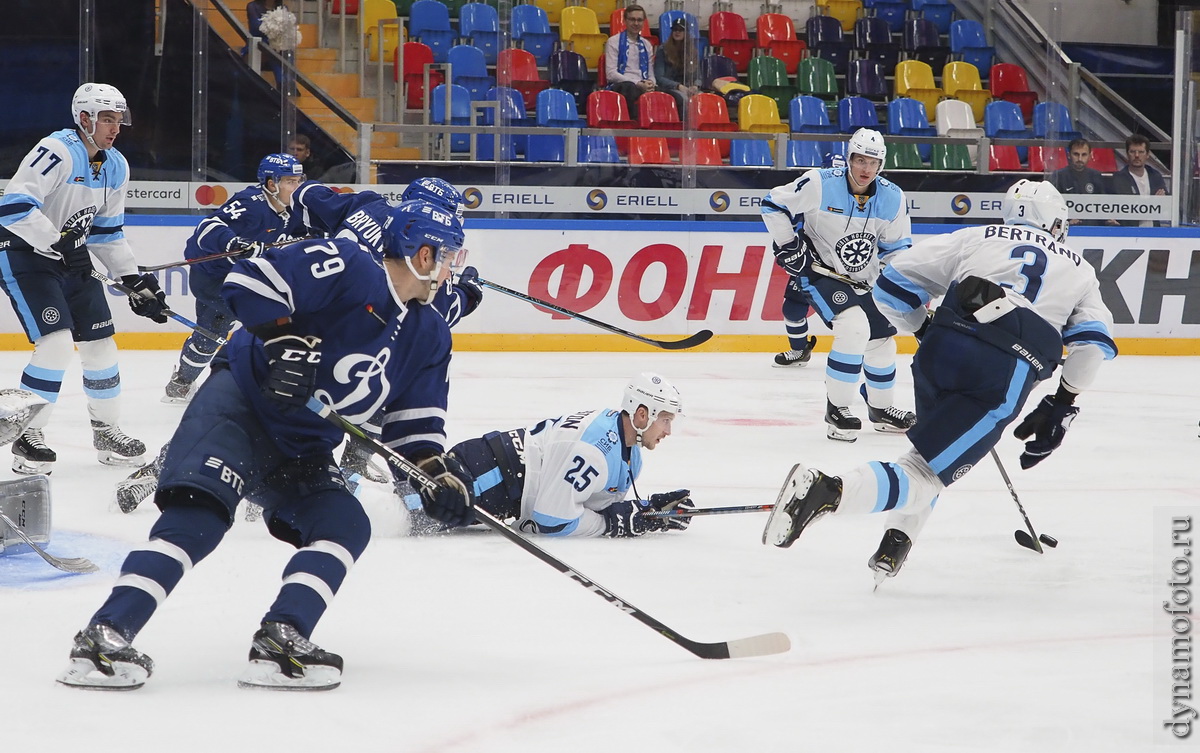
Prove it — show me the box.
[72,83,130,148]
[622,372,682,446]
[1004,179,1069,243]
[847,127,887,164]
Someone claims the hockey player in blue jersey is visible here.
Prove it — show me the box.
[404,372,693,537]
[161,153,307,403]
[761,128,916,441]
[0,83,170,474]
[58,199,474,691]
[763,180,1117,583]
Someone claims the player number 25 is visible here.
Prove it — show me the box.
[564,455,598,492]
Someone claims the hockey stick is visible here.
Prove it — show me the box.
[809,261,873,293]
[308,399,789,660]
[643,504,775,519]
[0,511,98,573]
[138,238,308,272]
[477,278,714,350]
[989,449,1058,553]
[90,271,228,345]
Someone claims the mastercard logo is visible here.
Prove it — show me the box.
[463,187,482,209]
[951,194,972,215]
[587,189,607,210]
[330,185,355,193]
[709,191,730,212]
[194,185,229,206]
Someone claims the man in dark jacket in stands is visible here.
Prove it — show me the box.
[1050,138,1113,226]
[1110,134,1167,227]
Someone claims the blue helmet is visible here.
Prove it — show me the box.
[382,200,465,261]
[401,177,464,218]
[257,153,304,185]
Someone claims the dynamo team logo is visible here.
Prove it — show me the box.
[709,191,730,212]
[951,194,971,215]
[587,189,607,211]
[462,187,482,209]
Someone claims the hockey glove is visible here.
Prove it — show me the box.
[231,237,266,259]
[455,266,484,315]
[53,228,92,277]
[1013,393,1079,470]
[261,333,322,409]
[772,233,812,277]
[601,500,648,538]
[415,453,475,527]
[120,274,169,323]
[646,489,695,532]
[913,309,934,342]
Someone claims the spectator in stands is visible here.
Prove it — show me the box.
[1110,134,1167,227]
[604,4,657,119]
[1050,138,1114,226]
[654,17,701,116]
[288,134,325,178]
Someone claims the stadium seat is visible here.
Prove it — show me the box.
[739,94,789,133]
[894,60,944,123]
[846,58,889,103]
[362,0,401,62]
[748,55,795,117]
[430,83,472,154]
[887,96,937,160]
[527,88,583,162]
[408,0,455,62]
[806,15,851,75]
[1027,145,1067,173]
[681,138,724,165]
[886,142,924,168]
[787,139,826,168]
[559,6,607,69]
[902,17,950,72]
[533,0,568,24]
[497,48,550,110]
[941,61,992,124]
[984,100,1029,140]
[757,13,807,75]
[730,139,775,166]
[935,97,984,160]
[816,0,863,32]
[854,16,900,71]
[578,134,622,163]
[700,55,739,91]
[989,63,1039,124]
[989,144,1026,171]
[587,89,635,130]
[458,3,501,64]
[1088,147,1119,173]
[447,45,495,101]
[329,0,360,13]
[837,95,880,132]
[636,91,682,131]
[797,55,841,107]
[931,143,973,169]
[949,19,994,78]
[1032,101,1083,142]
[512,4,557,66]
[628,137,672,164]
[440,0,470,19]
[475,86,527,160]
[862,0,906,33]
[790,95,839,134]
[395,42,444,111]
[709,12,757,73]
[585,0,621,26]
[912,0,955,35]
[689,92,738,157]
[548,50,592,113]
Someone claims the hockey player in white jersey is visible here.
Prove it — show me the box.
[761,128,916,441]
[0,83,170,473]
[405,373,694,537]
[763,179,1117,582]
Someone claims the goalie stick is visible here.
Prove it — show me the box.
[308,398,790,660]
[477,277,714,350]
[0,512,98,574]
[989,449,1058,553]
[90,271,228,345]
[643,504,775,519]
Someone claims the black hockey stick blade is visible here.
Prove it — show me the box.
[478,277,714,350]
[0,512,98,573]
[1013,529,1044,554]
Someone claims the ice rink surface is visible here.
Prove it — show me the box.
[0,347,1195,752]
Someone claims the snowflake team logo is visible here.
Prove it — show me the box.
[831,291,849,305]
[835,232,877,273]
[952,464,973,481]
[41,307,61,325]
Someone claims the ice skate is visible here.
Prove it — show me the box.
[11,427,55,474]
[825,401,862,442]
[56,623,154,691]
[869,528,914,591]
[338,438,388,484]
[113,464,160,514]
[773,336,817,368]
[92,421,146,466]
[238,621,343,691]
[161,368,195,405]
[762,462,842,548]
[860,384,916,433]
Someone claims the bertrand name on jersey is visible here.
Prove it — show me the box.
[982,224,1082,265]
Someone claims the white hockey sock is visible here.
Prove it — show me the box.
[835,448,944,516]
[862,336,898,407]
[825,306,869,407]
[20,329,75,429]
[78,337,122,426]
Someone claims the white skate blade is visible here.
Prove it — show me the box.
[872,568,889,592]
[98,451,146,467]
[762,463,813,547]
[825,424,858,442]
[11,457,52,475]
[237,659,341,691]
[872,423,910,434]
[56,658,147,691]
[160,394,192,405]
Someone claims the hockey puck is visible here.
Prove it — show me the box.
[1038,534,1058,548]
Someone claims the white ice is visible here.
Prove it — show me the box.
[1,348,1194,752]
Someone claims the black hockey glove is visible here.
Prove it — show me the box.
[231,237,266,259]
[771,233,812,277]
[1013,391,1079,470]
[53,228,92,276]
[261,333,322,409]
[913,309,934,342]
[645,489,695,532]
[602,500,649,538]
[120,274,169,323]
[415,453,475,527]
[455,266,484,315]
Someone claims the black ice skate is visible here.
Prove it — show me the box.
[869,528,914,591]
[92,421,146,467]
[57,623,154,691]
[12,427,56,475]
[238,621,343,691]
[161,368,194,405]
[339,437,388,484]
[773,336,817,368]
[825,401,862,442]
[762,462,843,548]
[867,404,917,433]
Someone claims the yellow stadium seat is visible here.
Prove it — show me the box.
[816,0,863,32]
[894,59,944,123]
[362,0,401,62]
[738,94,789,133]
[534,0,569,25]
[560,6,608,69]
[941,61,993,124]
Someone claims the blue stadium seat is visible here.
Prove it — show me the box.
[458,3,501,63]
[527,88,583,162]
[912,0,955,34]
[949,19,994,78]
[512,4,557,66]
[1032,101,1082,142]
[984,99,1030,161]
[730,139,774,166]
[658,10,708,58]
[787,140,826,168]
[409,0,456,62]
[578,135,621,163]
[837,95,880,132]
[430,83,472,153]
[789,95,839,134]
[806,15,851,75]
[862,0,907,33]
[475,86,527,160]
[887,96,937,161]
[853,16,900,70]
[548,50,593,113]
[447,45,495,101]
